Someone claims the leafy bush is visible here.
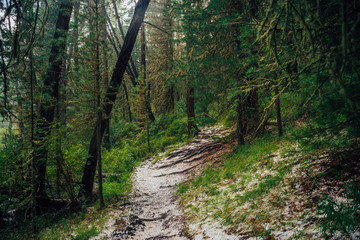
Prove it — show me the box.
[318,182,360,236]
[103,181,130,200]
[195,114,216,127]
[62,143,89,178]
[110,120,140,147]
[102,146,137,200]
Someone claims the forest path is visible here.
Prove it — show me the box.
[93,126,229,240]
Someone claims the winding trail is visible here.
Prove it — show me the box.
[94,126,227,240]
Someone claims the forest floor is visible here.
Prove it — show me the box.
[176,136,360,240]
[92,126,234,240]
[88,126,360,240]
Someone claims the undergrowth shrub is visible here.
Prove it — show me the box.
[110,120,139,147]
[318,182,360,236]
[102,147,137,200]
[61,143,89,179]
[195,114,216,127]
[100,113,191,201]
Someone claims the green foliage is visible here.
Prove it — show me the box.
[71,225,98,240]
[110,120,140,147]
[148,113,188,149]
[63,143,89,176]
[98,113,190,202]
[318,182,360,236]
[177,136,299,238]
[291,118,357,152]
[111,113,188,155]
[179,136,280,197]
[177,182,190,195]
[2,0,360,238]
[195,114,216,127]
[153,113,187,137]
[0,133,31,220]
[102,147,136,200]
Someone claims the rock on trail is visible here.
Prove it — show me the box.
[93,126,230,240]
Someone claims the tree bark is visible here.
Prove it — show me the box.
[274,86,283,137]
[106,29,133,123]
[141,23,155,122]
[123,82,133,122]
[166,4,175,112]
[186,87,197,134]
[246,87,259,132]
[95,0,105,208]
[185,43,197,134]
[112,0,139,79]
[102,0,110,150]
[107,17,137,86]
[35,0,73,199]
[30,50,36,235]
[167,85,175,112]
[236,95,245,146]
[79,0,151,198]
[73,0,81,68]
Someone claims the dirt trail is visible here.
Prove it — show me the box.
[93,126,228,240]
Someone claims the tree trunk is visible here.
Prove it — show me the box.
[123,82,133,122]
[185,38,197,134]
[35,1,73,199]
[73,0,81,68]
[186,87,197,134]
[95,0,105,208]
[274,86,283,137]
[246,87,259,132]
[107,17,138,87]
[168,85,175,112]
[30,50,36,235]
[166,6,175,112]
[112,0,139,79]
[79,0,151,198]
[141,23,155,122]
[102,0,110,150]
[106,29,133,124]
[236,95,245,146]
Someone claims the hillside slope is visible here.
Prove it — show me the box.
[177,136,360,239]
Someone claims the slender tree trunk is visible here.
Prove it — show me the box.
[185,49,197,134]
[245,87,259,132]
[106,28,133,123]
[274,86,283,137]
[55,58,67,199]
[107,18,138,86]
[166,5,175,112]
[236,95,245,146]
[234,28,247,143]
[30,50,36,235]
[168,85,174,112]
[253,88,259,128]
[0,40,8,109]
[79,0,151,198]
[186,87,197,134]
[102,0,110,150]
[73,0,81,68]
[94,0,105,208]
[112,0,139,79]
[141,24,155,122]
[15,80,25,134]
[123,82,133,122]
[35,1,73,199]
